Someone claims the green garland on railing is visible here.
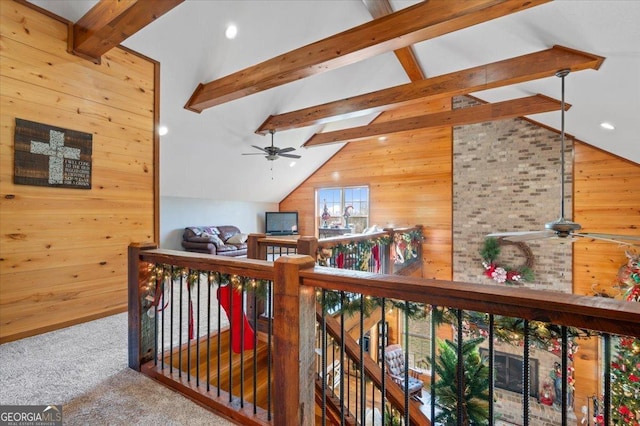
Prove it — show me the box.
[147,264,272,303]
[317,235,392,268]
[318,291,427,320]
[430,307,595,352]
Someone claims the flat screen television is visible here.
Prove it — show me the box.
[265,211,298,235]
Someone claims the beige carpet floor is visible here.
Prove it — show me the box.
[0,312,235,425]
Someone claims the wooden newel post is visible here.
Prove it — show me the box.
[296,236,318,257]
[273,255,317,426]
[247,233,266,260]
[128,242,158,370]
[381,228,394,274]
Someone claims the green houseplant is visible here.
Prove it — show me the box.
[434,337,490,425]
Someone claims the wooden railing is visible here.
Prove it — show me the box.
[128,244,640,426]
[247,225,423,275]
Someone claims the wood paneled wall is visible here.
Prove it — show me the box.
[574,143,639,296]
[0,1,158,342]
[572,142,639,407]
[280,98,453,280]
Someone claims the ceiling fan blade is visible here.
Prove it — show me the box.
[251,145,268,152]
[486,230,555,242]
[277,147,296,153]
[573,233,640,246]
[278,153,301,159]
[242,153,266,155]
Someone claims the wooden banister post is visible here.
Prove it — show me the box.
[247,232,266,259]
[128,242,158,370]
[296,236,318,257]
[273,255,317,426]
[381,228,394,274]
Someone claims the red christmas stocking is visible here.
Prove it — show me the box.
[217,284,255,353]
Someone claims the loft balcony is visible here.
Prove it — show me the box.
[128,230,639,425]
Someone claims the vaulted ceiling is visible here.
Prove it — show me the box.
[28,0,640,203]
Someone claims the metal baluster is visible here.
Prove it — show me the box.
[404,300,410,426]
[488,314,495,425]
[170,266,174,374]
[561,325,568,426]
[207,272,212,392]
[154,265,159,366]
[381,299,386,423]
[228,279,233,403]
[321,289,327,426]
[186,270,190,382]
[267,280,273,421]
[252,280,258,414]
[431,305,436,424]
[456,309,464,426]
[240,278,245,408]
[217,273,222,397]
[360,294,365,426]
[196,272,200,387]
[161,267,165,370]
[340,291,346,424]
[523,320,530,426]
[603,333,611,426]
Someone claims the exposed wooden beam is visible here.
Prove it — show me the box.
[304,94,567,147]
[185,0,550,113]
[257,45,604,134]
[362,0,425,81]
[69,0,184,64]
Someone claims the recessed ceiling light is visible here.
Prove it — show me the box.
[600,122,615,130]
[378,136,387,141]
[158,125,168,136]
[225,24,237,39]
[289,161,296,167]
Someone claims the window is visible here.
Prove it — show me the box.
[400,312,433,371]
[317,186,369,233]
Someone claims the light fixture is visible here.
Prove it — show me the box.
[600,122,615,130]
[158,125,168,136]
[289,161,296,167]
[378,136,387,141]
[225,24,237,39]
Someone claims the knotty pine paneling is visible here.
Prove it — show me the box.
[280,98,452,280]
[0,1,157,342]
[574,143,639,297]
[572,143,639,410]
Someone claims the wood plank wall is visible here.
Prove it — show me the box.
[0,1,158,342]
[572,143,640,408]
[280,98,453,281]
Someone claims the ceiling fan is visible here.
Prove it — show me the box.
[487,69,640,247]
[242,130,301,161]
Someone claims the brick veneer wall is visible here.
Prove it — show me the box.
[453,96,572,293]
[453,96,576,424]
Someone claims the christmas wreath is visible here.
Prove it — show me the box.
[480,237,534,285]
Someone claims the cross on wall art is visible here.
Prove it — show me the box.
[14,118,92,189]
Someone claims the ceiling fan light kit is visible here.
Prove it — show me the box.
[487,70,639,247]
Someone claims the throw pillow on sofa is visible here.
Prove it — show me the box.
[202,232,225,247]
[226,233,248,244]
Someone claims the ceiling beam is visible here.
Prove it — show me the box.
[69,0,184,64]
[361,0,425,81]
[257,45,604,134]
[303,95,567,147]
[184,0,550,113]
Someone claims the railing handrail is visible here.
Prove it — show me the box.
[300,266,640,338]
[316,230,389,247]
[138,248,275,281]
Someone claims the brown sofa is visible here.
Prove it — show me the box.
[181,225,248,256]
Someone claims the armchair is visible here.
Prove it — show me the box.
[384,344,424,403]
